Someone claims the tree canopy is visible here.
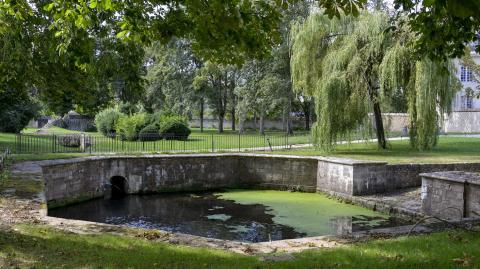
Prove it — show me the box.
[291,11,460,150]
[393,0,480,60]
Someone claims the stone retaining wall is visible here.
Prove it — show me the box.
[41,154,480,208]
[387,163,480,189]
[42,155,324,207]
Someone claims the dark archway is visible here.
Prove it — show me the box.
[110,176,127,199]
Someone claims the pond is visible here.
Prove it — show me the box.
[48,190,410,242]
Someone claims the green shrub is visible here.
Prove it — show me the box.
[95,108,123,136]
[158,115,191,140]
[145,111,171,126]
[139,124,161,141]
[116,113,147,141]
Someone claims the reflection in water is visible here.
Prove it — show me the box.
[48,192,408,242]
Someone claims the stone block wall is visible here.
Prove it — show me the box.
[387,163,480,189]
[421,173,465,220]
[316,158,389,195]
[42,154,321,207]
[42,154,480,209]
[421,171,480,219]
[466,183,480,218]
[241,156,318,191]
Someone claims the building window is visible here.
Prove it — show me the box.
[467,96,473,109]
[460,66,473,82]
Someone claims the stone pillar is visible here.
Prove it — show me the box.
[316,157,389,195]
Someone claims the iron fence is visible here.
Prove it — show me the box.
[8,133,313,154]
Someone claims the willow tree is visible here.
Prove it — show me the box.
[291,12,460,150]
[291,12,388,149]
[379,23,461,150]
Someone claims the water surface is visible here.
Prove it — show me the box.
[48,190,409,242]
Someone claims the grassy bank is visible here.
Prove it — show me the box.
[0,224,478,268]
[268,136,480,164]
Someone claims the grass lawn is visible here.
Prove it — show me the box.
[268,136,480,164]
[0,224,479,268]
[3,134,480,164]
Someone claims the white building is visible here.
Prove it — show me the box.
[443,45,480,133]
[452,46,479,111]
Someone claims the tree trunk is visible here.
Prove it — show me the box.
[253,112,257,131]
[372,102,386,149]
[239,121,245,134]
[231,107,235,131]
[199,98,204,133]
[238,110,246,134]
[259,114,265,135]
[368,89,386,149]
[305,108,310,131]
[218,113,224,133]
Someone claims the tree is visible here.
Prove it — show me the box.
[36,0,366,65]
[0,87,39,133]
[393,0,480,60]
[0,0,146,118]
[193,62,239,133]
[291,11,460,150]
[235,59,287,134]
[380,18,462,149]
[0,3,39,132]
[144,40,199,118]
[0,0,366,123]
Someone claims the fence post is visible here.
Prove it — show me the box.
[286,132,289,149]
[211,134,214,152]
[52,134,56,153]
[16,133,21,154]
[263,134,266,150]
[238,133,241,152]
[82,133,86,153]
[89,135,92,154]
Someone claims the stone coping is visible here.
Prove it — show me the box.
[35,153,388,168]
[8,155,480,255]
[420,171,480,186]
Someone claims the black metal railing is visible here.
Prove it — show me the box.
[8,133,313,154]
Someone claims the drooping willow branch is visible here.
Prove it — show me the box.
[290,11,461,151]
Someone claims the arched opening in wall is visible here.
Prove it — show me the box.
[110,176,127,199]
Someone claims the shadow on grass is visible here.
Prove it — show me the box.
[1,225,479,269]
[0,226,259,269]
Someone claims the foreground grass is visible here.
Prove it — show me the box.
[269,136,480,164]
[0,225,479,268]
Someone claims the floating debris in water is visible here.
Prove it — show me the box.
[206,214,232,221]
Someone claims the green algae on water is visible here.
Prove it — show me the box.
[216,190,390,236]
